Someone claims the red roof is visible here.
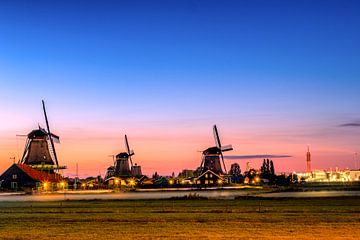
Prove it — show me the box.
[17,164,61,182]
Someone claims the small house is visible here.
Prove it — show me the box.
[195,169,223,186]
[0,163,61,191]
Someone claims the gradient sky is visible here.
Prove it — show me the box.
[1,0,360,177]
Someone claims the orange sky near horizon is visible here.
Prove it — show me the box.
[1,114,358,178]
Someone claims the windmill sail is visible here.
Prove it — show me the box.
[42,100,59,168]
[50,133,60,143]
[200,125,233,174]
[125,134,134,167]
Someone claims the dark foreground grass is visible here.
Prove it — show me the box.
[0,197,359,239]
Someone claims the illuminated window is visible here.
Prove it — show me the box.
[11,182,18,189]
[205,174,208,178]
[209,174,213,178]
[12,174,17,179]
[205,180,209,184]
[210,180,213,184]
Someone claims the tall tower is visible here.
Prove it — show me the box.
[306,146,311,174]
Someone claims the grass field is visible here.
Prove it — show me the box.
[0,197,359,239]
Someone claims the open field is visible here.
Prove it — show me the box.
[0,197,359,239]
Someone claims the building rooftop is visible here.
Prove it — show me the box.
[17,164,61,182]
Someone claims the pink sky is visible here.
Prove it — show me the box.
[0,105,359,178]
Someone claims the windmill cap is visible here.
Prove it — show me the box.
[116,152,130,158]
[28,129,48,138]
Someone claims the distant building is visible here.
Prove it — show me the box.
[296,168,360,182]
[349,170,360,181]
[131,164,142,177]
[178,169,195,179]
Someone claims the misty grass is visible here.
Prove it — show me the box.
[0,197,359,239]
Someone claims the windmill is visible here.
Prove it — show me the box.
[114,135,142,177]
[19,100,65,173]
[199,125,233,175]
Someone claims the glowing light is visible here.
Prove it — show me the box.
[115,179,120,184]
[244,178,249,184]
[169,180,174,185]
[217,179,223,184]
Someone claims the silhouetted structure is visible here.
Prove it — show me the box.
[19,100,65,172]
[106,135,143,179]
[306,146,311,174]
[199,125,233,175]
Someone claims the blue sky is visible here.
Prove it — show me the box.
[1,0,360,176]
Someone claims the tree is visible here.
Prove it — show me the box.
[261,159,270,176]
[270,160,275,175]
[260,159,266,175]
[230,163,241,176]
[229,163,243,183]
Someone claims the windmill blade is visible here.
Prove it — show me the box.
[50,133,60,143]
[125,135,131,154]
[42,100,59,168]
[213,125,222,149]
[20,138,30,164]
[129,155,133,168]
[125,135,134,167]
[220,152,227,173]
[199,156,205,170]
[16,134,27,137]
[221,144,233,152]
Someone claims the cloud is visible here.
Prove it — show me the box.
[339,121,360,127]
[224,155,292,160]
